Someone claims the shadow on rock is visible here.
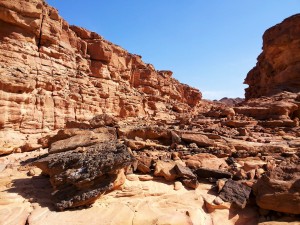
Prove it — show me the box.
[7,175,56,211]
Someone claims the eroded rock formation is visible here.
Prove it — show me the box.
[245,14,300,99]
[254,158,300,214]
[33,141,135,210]
[0,0,201,154]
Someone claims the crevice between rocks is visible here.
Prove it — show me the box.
[37,5,46,52]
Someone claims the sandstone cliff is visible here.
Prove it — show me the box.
[244,14,300,99]
[0,0,201,136]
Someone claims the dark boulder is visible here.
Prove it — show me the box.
[33,141,135,210]
[194,168,232,179]
[218,179,251,208]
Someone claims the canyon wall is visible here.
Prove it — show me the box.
[0,0,201,135]
[244,14,300,99]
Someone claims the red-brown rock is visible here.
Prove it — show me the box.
[0,0,201,154]
[244,14,300,99]
[253,158,300,214]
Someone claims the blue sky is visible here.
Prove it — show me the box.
[47,1,299,99]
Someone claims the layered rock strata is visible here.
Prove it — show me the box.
[245,14,300,99]
[0,0,201,152]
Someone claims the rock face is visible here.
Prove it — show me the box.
[0,0,201,140]
[234,92,299,121]
[244,14,300,99]
[253,158,300,214]
[32,141,135,210]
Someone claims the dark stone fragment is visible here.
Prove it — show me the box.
[194,168,232,179]
[218,179,251,208]
[226,157,235,165]
[174,164,196,179]
[174,164,198,189]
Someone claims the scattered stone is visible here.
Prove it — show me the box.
[154,160,177,181]
[174,164,196,179]
[137,161,151,174]
[218,179,251,208]
[194,168,232,179]
[171,131,181,144]
[242,159,266,172]
[255,168,265,179]
[171,152,181,161]
[253,158,300,214]
[184,153,227,170]
[233,169,248,180]
[1,1,300,224]
[181,133,214,147]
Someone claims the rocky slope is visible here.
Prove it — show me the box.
[1,96,300,224]
[244,14,300,99]
[0,0,201,154]
[0,0,200,154]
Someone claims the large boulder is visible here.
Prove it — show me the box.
[49,128,117,154]
[253,158,300,214]
[117,126,172,145]
[184,153,228,170]
[218,179,251,209]
[32,141,135,210]
[181,133,214,147]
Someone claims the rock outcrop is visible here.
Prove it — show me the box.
[0,0,201,154]
[244,14,300,99]
[253,158,300,214]
[234,92,300,122]
[32,141,135,210]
